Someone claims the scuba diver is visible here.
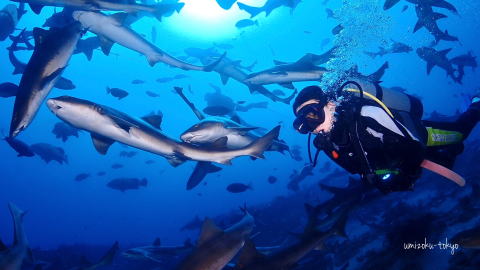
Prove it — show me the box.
[292,80,480,194]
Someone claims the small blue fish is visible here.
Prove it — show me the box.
[235,19,258,29]
[226,183,253,193]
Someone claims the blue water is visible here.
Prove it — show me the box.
[0,0,479,269]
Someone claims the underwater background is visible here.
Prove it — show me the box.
[0,0,479,269]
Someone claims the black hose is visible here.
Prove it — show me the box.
[336,80,364,100]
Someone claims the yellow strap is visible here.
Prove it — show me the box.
[346,88,395,118]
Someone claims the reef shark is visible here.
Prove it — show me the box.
[243,55,328,88]
[416,47,458,82]
[46,96,280,166]
[0,203,31,270]
[184,47,295,104]
[175,209,255,270]
[9,23,83,137]
[233,203,351,270]
[71,10,222,71]
[174,86,289,189]
[414,3,458,44]
[10,0,184,20]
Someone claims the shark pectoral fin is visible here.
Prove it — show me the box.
[426,62,435,74]
[209,136,228,149]
[28,3,44,14]
[91,133,115,155]
[98,35,114,56]
[206,163,222,173]
[110,12,129,26]
[432,12,447,21]
[413,20,423,33]
[279,82,295,89]
[220,74,230,85]
[153,238,161,246]
[198,218,223,246]
[109,115,134,133]
[33,27,49,46]
[41,67,66,89]
[167,154,186,167]
[216,159,232,165]
[227,126,258,135]
[237,239,265,267]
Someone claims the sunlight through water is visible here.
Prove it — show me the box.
[162,0,267,42]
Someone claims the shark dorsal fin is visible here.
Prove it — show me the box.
[141,115,162,130]
[91,133,115,155]
[230,114,242,124]
[29,3,44,14]
[273,59,288,65]
[226,126,258,135]
[33,27,49,46]
[440,48,452,56]
[198,218,223,246]
[96,241,119,267]
[153,238,161,246]
[367,61,389,82]
[236,239,265,268]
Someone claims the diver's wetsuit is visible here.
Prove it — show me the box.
[314,98,480,193]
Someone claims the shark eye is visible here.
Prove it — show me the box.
[56,105,63,110]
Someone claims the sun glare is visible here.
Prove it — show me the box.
[163,0,266,42]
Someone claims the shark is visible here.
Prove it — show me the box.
[175,209,255,270]
[0,203,31,270]
[10,0,184,21]
[71,10,223,71]
[46,96,280,166]
[9,23,83,137]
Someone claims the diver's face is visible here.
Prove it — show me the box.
[312,103,336,134]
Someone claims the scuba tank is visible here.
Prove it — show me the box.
[337,78,427,143]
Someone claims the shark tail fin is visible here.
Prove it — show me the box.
[93,241,119,268]
[237,2,262,18]
[204,52,226,72]
[282,88,298,105]
[245,125,280,159]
